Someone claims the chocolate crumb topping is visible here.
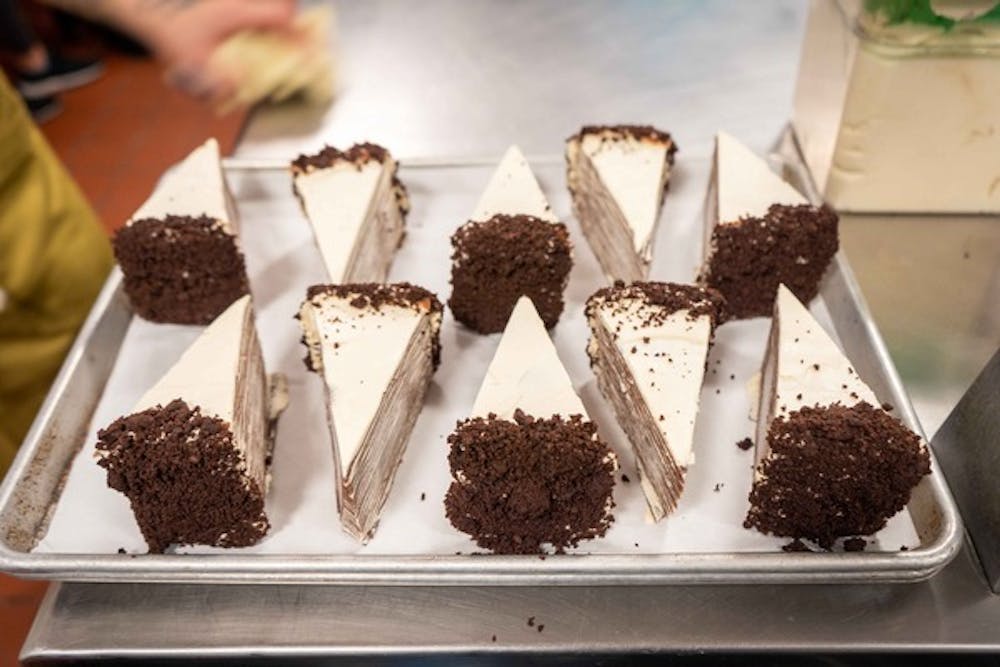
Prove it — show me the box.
[449,214,572,334]
[290,142,390,173]
[96,399,269,553]
[700,204,838,319]
[586,281,727,328]
[113,215,249,324]
[444,411,616,554]
[570,125,678,164]
[745,402,930,549]
[304,282,444,369]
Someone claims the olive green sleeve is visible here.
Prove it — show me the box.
[0,73,113,472]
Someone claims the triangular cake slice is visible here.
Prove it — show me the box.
[113,138,249,324]
[444,297,617,554]
[449,146,572,334]
[698,131,838,319]
[291,143,409,284]
[96,295,283,553]
[567,125,677,282]
[298,283,443,542]
[586,282,725,520]
[745,285,930,548]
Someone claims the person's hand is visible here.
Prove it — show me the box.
[140,0,300,104]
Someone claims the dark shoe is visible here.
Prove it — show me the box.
[26,95,63,124]
[17,54,104,99]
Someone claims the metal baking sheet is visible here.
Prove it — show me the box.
[0,145,962,584]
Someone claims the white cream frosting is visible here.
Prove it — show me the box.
[594,301,712,468]
[129,138,234,234]
[134,294,250,421]
[714,130,806,224]
[770,284,878,418]
[578,132,670,255]
[471,145,558,223]
[755,285,879,473]
[298,292,432,475]
[471,296,586,420]
[294,158,389,283]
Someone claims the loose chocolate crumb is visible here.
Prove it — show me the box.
[730,374,735,380]
[813,364,820,371]
[736,437,753,451]
[881,402,894,412]
[527,616,535,627]
[900,545,909,552]
[621,474,630,483]
[700,204,838,319]
[782,539,812,553]
[96,399,269,553]
[537,624,545,633]
[444,412,616,554]
[745,402,930,548]
[420,493,426,501]
[449,215,572,334]
[713,483,723,492]
[117,548,126,554]
[492,635,497,642]
[844,537,867,552]
[114,215,249,324]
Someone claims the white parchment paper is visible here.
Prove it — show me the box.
[34,154,919,556]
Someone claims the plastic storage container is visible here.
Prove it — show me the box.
[793,0,1000,213]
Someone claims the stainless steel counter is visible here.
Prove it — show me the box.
[21,0,1000,660]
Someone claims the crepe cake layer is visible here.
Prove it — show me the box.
[449,145,572,334]
[444,296,617,554]
[566,125,677,283]
[96,295,284,553]
[291,143,409,284]
[113,138,249,324]
[698,131,838,319]
[298,282,442,542]
[586,281,725,520]
[745,285,930,548]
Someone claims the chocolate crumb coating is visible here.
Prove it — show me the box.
[700,204,838,319]
[736,437,754,451]
[745,402,930,549]
[302,282,444,370]
[449,214,572,334]
[290,142,390,172]
[444,411,616,554]
[570,125,678,160]
[96,399,269,553]
[113,215,249,324]
[586,281,727,327]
